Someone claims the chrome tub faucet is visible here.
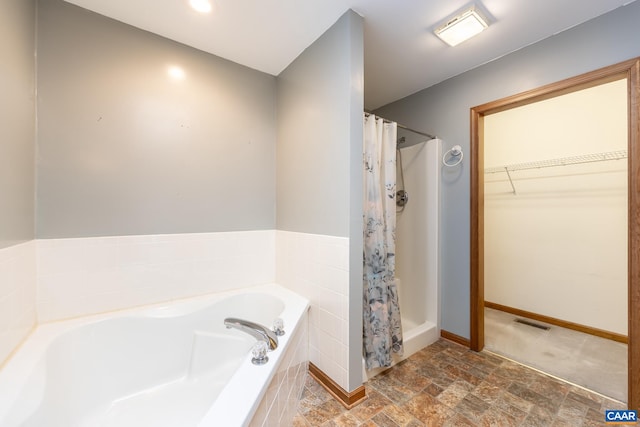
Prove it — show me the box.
[224,318,279,351]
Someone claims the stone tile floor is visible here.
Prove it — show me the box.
[293,339,626,426]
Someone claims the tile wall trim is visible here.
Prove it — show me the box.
[308,362,366,409]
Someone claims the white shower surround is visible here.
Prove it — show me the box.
[395,138,441,339]
[366,137,442,378]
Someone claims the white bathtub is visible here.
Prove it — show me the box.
[0,284,309,427]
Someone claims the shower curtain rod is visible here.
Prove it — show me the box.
[364,112,436,141]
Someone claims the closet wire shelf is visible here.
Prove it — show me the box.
[484,150,627,174]
[484,150,627,195]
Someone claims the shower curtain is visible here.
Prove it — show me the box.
[363,113,403,369]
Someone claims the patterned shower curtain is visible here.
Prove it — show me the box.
[363,113,403,369]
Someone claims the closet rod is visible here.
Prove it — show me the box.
[364,112,436,141]
[484,150,627,174]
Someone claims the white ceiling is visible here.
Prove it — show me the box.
[64,0,636,110]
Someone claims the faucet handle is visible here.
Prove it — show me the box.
[273,318,285,336]
[251,341,269,365]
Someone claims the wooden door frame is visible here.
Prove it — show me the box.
[470,57,640,409]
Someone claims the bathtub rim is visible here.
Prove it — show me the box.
[0,283,309,427]
[199,285,309,427]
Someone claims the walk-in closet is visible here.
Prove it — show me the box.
[482,78,628,402]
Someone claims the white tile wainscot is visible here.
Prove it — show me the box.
[249,313,308,427]
[0,241,37,366]
[36,231,276,322]
[276,231,350,390]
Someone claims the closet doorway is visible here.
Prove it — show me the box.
[470,58,640,409]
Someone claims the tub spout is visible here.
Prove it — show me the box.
[224,318,278,351]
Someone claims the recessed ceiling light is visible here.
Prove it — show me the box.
[434,5,489,47]
[189,0,212,14]
[168,66,186,80]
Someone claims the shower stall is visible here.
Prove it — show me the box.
[395,130,441,356]
[364,123,441,378]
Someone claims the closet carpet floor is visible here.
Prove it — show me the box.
[292,339,625,427]
[484,307,627,403]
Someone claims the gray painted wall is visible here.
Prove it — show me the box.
[276,10,364,390]
[0,0,36,249]
[375,1,640,339]
[346,12,365,392]
[36,0,277,238]
[276,11,362,239]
